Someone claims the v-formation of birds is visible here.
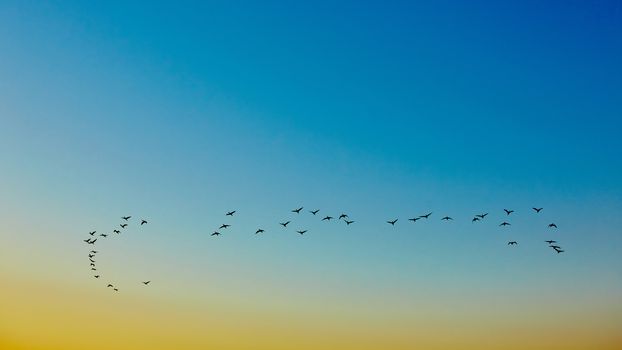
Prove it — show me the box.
[85,207,565,291]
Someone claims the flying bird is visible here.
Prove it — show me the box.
[113,288,119,292]
[549,245,561,249]
[226,210,236,216]
[142,281,150,285]
[100,234,107,237]
[107,284,113,288]
[408,217,420,222]
[89,258,96,263]
[472,217,480,222]
[280,221,291,227]
[504,209,514,215]
[211,231,221,236]
[141,220,148,225]
[94,275,100,278]
[88,239,97,245]
[122,216,131,221]
[219,224,230,229]
[548,223,558,228]
[90,263,95,267]
[533,207,543,213]
[90,250,98,254]
[310,209,320,215]
[387,219,398,226]
[545,240,557,244]
[338,214,348,220]
[322,216,333,221]
[476,213,488,219]
[88,254,95,258]
[499,222,511,226]
[120,224,128,228]
[441,216,453,221]
[89,231,96,236]
[419,213,432,219]
[345,220,354,225]
[255,229,265,234]
[553,248,564,254]
[296,230,307,235]
[91,268,97,271]
[508,241,518,245]
[113,230,120,234]
[292,207,303,214]
[83,239,91,243]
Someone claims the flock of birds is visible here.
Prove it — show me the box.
[83,216,151,292]
[85,206,565,291]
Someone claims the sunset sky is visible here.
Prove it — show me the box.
[1,1,621,349]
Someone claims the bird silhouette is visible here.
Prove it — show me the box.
[292,207,303,214]
[472,217,480,222]
[499,222,511,226]
[553,247,564,253]
[113,230,120,234]
[219,224,230,229]
[345,220,354,225]
[88,254,95,258]
[545,240,557,244]
[533,207,543,213]
[113,288,119,291]
[88,239,97,245]
[508,241,518,245]
[89,231,96,236]
[255,229,265,234]
[107,284,113,288]
[142,281,150,285]
[504,209,514,215]
[387,219,398,225]
[441,216,453,221]
[94,275,100,278]
[549,245,561,249]
[90,250,98,254]
[322,216,333,221]
[310,209,320,215]
[476,213,488,219]
[91,268,97,271]
[100,234,107,237]
[122,216,131,221]
[83,239,91,243]
[419,213,432,219]
[548,223,558,228]
[211,231,221,236]
[120,224,128,228]
[338,214,348,220]
[280,221,291,227]
[141,220,148,225]
[297,230,307,235]
[90,263,95,267]
[89,258,96,263]
[408,217,421,222]
[226,210,236,216]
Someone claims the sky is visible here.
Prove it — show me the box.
[1,1,621,349]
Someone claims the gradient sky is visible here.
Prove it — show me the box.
[1,1,621,349]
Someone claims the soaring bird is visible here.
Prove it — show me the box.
[533,207,543,213]
[419,213,432,219]
[89,231,96,236]
[89,258,96,263]
[141,220,148,225]
[280,221,291,227]
[83,239,91,243]
[441,216,453,221]
[100,234,108,237]
[113,288,119,291]
[548,223,558,228]
[387,219,398,226]
[107,284,113,288]
[94,275,100,278]
[338,214,348,220]
[549,245,561,249]
[408,217,420,222]
[310,209,320,215]
[90,263,95,267]
[88,254,95,258]
[122,216,131,221]
[255,229,265,234]
[545,240,557,244]
[472,217,480,222]
[142,281,150,285]
[211,231,221,236]
[345,220,354,225]
[88,239,97,245]
[113,230,120,234]
[296,230,307,235]
[553,247,564,253]
[120,224,128,228]
[91,268,97,271]
[292,207,303,214]
[322,216,333,221]
[504,209,514,215]
[476,213,488,219]
[226,210,236,216]
[90,250,98,254]
[508,241,518,245]
[499,222,511,226]
[219,224,230,229]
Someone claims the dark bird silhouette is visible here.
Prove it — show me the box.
[280,221,291,227]
[90,250,98,254]
[408,217,421,222]
[83,239,91,243]
[88,239,97,245]
[345,220,354,225]
[100,234,107,237]
[113,288,118,291]
[472,217,480,222]
[419,213,432,219]
[476,213,488,219]
[88,254,95,258]
[508,241,518,245]
[113,230,120,234]
[548,223,558,228]
[120,224,128,228]
[504,209,514,215]
[533,207,543,213]
[89,231,96,236]
[549,245,561,249]
[338,214,348,220]
[94,275,100,278]
[255,229,265,234]
[142,281,150,285]
[226,210,236,216]
[499,222,511,226]
[297,230,307,235]
[122,216,131,221]
[91,268,97,271]
[322,216,333,221]
[292,207,303,214]
[89,258,96,263]
[219,224,230,229]
[553,247,564,253]
[441,216,453,221]
[211,231,221,236]
[545,240,557,244]
[90,263,95,267]
[141,220,148,225]
[107,284,113,288]
[310,209,320,215]
[387,219,398,225]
